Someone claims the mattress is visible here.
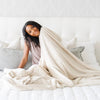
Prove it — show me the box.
[0,72,100,100]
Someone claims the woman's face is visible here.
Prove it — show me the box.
[26,25,40,37]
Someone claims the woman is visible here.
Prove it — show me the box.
[18,21,42,68]
[4,20,100,91]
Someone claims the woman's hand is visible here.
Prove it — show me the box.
[18,66,24,68]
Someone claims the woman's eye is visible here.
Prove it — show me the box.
[31,26,34,28]
[29,31,31,33]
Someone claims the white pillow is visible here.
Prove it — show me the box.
[0,40,9,48]
[61,37,77,49]
[7,37,21,49]
[76,41,100,70]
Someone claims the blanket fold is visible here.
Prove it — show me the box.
[2,26,100,91]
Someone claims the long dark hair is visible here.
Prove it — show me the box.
[22,21,42,49]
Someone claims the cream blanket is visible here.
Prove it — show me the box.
[2,26,100,91]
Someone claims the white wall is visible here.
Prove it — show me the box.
[0,0,100,17]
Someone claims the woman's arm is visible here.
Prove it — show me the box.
[18,41,29,68]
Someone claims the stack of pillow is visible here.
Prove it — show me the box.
[0,38,32,71]
[0,37,100,71]
[62,37,100,70]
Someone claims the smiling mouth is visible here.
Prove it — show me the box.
[35,32,38,34]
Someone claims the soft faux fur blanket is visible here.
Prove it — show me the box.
[2,26,100,91]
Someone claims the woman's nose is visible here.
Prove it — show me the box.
[31,29,35,33]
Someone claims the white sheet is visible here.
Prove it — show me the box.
[0,70,100,100]
[1,86,100,100]
[0,59,100,100]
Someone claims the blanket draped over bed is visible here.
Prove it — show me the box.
[2,26,100,91]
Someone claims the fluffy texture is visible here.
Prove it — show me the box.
[2,26,100,91]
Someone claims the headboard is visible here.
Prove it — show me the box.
[0,17,100,64]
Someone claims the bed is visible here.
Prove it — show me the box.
[0,17,100,100]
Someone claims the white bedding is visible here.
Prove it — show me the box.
[0,26,100,99]
[2,26,100,91]
[0,70,100,100]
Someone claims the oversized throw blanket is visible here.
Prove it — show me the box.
[2,26,100,91]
